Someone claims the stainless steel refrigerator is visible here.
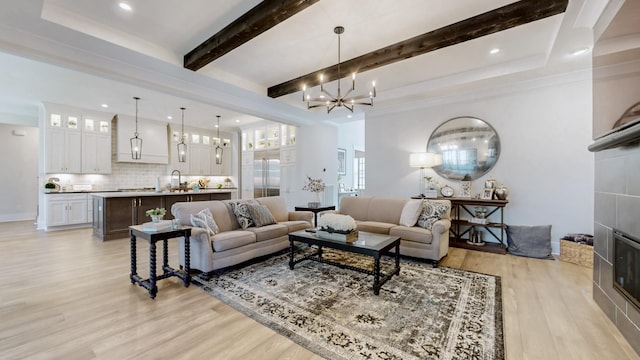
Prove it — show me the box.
[254,150,280,198]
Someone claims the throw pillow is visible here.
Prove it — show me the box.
[247,204,277,227]
[506,225,554,259]
[399,199,424,227]
[190,208,219,235]
[417,200,450,230]
[229,200,259,229]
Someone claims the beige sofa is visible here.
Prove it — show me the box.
[171,196,312,273]
[333,196,451,263]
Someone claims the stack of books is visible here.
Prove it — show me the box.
[142,220,173,232]
[469,217,489,225]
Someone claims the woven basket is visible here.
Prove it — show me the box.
[559,239,593,267]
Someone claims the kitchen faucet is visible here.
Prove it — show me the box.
[171,169,181,188]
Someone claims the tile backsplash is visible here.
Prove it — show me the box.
[45,162,235,192]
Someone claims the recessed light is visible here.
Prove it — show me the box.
[101,104,109,108]
[490,48,500,55]
[347,114,352,118]
[235,119,240,123]
[167,116,173,120]
[119,2,132,11]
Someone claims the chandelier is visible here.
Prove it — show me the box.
[302,26,376,113]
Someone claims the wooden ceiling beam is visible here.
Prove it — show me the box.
[184,0,320,71]
[267,0,568,98]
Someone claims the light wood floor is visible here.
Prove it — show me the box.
[0,221,638,360]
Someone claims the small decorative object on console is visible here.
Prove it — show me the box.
[302,176,325,208]
[424,176,439,198]
[317,213,358,242]
[494,185,508,200]
[440,185,454,197]
[460,174,472,198]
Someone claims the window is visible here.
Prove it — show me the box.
[353,150,365,190]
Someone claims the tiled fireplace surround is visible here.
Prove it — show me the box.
[593,144,640,354]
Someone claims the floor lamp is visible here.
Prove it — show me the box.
[409,152,441,198]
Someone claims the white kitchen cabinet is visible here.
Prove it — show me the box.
[82,116,111,174]
[46,193,88,228]
[82,132,111,174]
[45,104,113,174]
[189,144,211,175]
[212,141,232,176]
[280,146,298,209]
[46,127,82,173]
[241,164,254,200]
[168,127,189,174]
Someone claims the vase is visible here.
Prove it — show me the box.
[494,186,508,200]
[150,215,163,223]
[308,192,322,208]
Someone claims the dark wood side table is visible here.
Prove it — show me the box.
[294,205,336,226]
[129,225,191,299]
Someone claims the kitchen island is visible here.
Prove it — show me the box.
[91,189,236,240]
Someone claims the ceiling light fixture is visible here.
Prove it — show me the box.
[130,96,142,160]
[215,115,223,165]
[118,2,132,11]
[167,115,173,120]
[177,107,187,163]
[101,103,109,108]
[302,26,376,113]
[490,48,500,54]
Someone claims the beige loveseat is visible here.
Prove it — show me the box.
[333,196,451,262]
[171,196,312,273]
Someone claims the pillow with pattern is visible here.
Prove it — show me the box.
[247,204,277,227]
[190,208,219,235]
[229,200,259,229]
[417,200,450,230]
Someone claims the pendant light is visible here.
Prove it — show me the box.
[130,96,142,159]
[215,115,223,165]
[177,107,187,162]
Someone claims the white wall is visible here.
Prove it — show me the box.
[366,74,594,253]
[0,123,39,221]
[337,120,365,190]
[292,123,338,207]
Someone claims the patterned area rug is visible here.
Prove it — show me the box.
[194,248,504,360]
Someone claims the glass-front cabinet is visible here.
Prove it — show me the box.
[168,124,232,176]
[44,104,113,174]
[243,124,297,151]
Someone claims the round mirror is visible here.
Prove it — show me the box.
[427,116,500,180]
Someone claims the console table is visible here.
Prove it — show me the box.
[447,198,508,254]
[129,225,191,299]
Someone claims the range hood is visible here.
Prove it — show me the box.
[589,102,640,152]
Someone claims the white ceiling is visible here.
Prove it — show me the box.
[0,0,618,130]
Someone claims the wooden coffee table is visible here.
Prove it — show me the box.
[288,230,400,295]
